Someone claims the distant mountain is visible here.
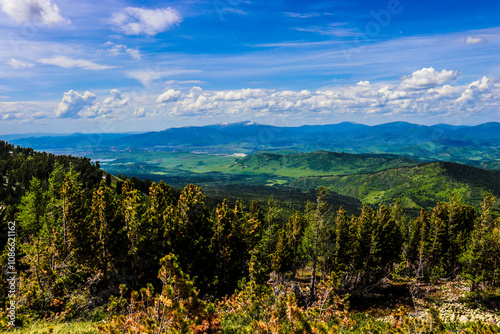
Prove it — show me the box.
[5,121,500,169]
[11,133,134,151]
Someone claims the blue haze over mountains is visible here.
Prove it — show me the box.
[5,121,500,168]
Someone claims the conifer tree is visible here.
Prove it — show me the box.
[174,184,214,295]
[121,180,146,286]
[460,192,500,290]
[305,187,331,298]
[90,181,126,275]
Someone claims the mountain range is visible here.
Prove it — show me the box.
[7,121,500,169]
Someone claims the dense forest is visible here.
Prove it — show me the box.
[1,142,500,333]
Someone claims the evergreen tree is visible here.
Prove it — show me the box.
[460,193,500,290]
[173,184,214,296]
[121,180,146,286]
[90,181,126,275]
[305,187,332,298]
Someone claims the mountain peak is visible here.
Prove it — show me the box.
[219,121,258,127]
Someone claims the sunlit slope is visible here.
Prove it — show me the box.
[229,150,420,177]
[293,161,500,209]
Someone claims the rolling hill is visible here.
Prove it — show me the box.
[292,161,500,210]
[228,150,420,177]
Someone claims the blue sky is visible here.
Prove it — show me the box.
[0,0,499,134]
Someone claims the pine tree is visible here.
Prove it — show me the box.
[18,177,47,292]
[61,172,91,265]
[174,184,214,295]
[121,180,146,286]
[460,193,500,290]
[305,187,332,298]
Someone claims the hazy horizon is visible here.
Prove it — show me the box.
[2,119,500,137]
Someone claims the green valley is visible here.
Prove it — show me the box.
[87,149,500,215]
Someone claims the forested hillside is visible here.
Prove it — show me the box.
[1,143,500,333]
[0,141,103,229]
[295,161,500,210]
[230,151,419,177]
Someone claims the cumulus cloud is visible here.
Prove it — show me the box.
[39,56,116,70]
[105,41,142,61]
[7,58,34,69]
[103,89,130,107]
[55,90,96,118]
[82,89,130,118]
[455,76,491,107]
[110,7,182,36]
[146,68,499,122]
[54,89,131,119]
[133,107,146,117]
[157,89,182,103]
[399,67,459,91]
[0,0,70,25]
[465,36,486,45]
[213,88,269,101]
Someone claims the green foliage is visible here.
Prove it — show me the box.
[460,193,500,291]
[5,142,500,333]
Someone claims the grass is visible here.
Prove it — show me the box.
[0,320,99,334]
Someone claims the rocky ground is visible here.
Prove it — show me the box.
[379,279,500,325]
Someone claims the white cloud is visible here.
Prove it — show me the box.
[0,0,70,25]
[283,12,320,19]
[105,41,142,61]
[465,36,486,45]
[31,111,50,119]
[427,85,462,99]
[399,67,459,90]
[2,113,22,120]
[55,90,96,118]
[146,69,499,122]
[110,7,182,36]
[157,89,182,103]
[39,56,116,70]
[455,76,491,106]
[127,68,201,87]
[213,88,268,101]
[82,89,130,118]
[7,58,34,69]
[164,80,205,86]
[133,107,146,117]
[102,89,130,107]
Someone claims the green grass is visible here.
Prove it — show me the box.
[0,321,99,334]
